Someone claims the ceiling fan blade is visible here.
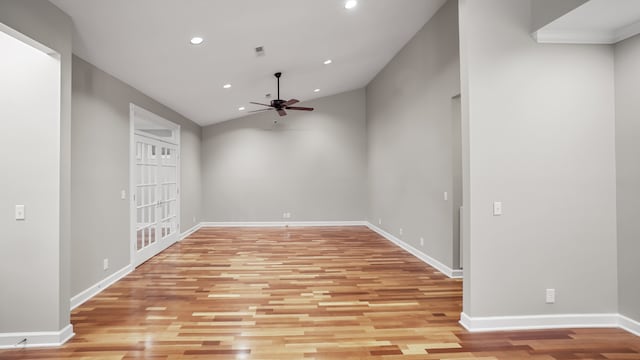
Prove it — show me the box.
[248,108,273,113]
[250,102,272,107]
[285,106,314,111]
[282,99,299,106]
[277,109,287,116]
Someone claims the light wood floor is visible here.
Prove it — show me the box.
[2,226,639,359]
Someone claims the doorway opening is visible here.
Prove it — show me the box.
[129,104,181,267]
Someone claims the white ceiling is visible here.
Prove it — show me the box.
[50,0,446,126]
[536,0,640,44]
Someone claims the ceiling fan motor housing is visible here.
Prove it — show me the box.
[271,99,286,109]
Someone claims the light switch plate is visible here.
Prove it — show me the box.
[493,201,502,216]
[15,205,25,220]
[546,288,555,304]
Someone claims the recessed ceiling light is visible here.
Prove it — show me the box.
[238,107,245,111]
[314,89,321,92]
[190,36,204,45]
[345,0,357,9]
[324,59,333,65]
[223,84,232,89]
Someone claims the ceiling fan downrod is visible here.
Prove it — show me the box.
[274,72,282,100]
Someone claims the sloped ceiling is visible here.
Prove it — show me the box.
[50,0,447,125]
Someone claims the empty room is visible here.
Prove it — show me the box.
[1,0,640,359]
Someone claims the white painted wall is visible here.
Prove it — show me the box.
[459,0,618,317]
[201,89,366,222]
[0,30,61,333]
[614,33,640,324]
[367,0,460,270]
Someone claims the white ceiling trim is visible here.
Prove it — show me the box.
[614,20,640,43]
[534,29,617,44]
[534,21,640,45]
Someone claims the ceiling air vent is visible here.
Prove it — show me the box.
[255,46,265,57]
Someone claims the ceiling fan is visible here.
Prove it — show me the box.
[249,72,314,116]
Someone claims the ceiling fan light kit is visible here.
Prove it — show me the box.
[249,72,314,117]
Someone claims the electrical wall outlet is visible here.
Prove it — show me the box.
[15,205,25,220]
[444,192,448,201]
[399,228,403,235]
[120,190,127,200]
[420,237,425,247]
[378,218,382,225]
[103,258,109,271]
[282,212,292,219]
[546,288,555,304]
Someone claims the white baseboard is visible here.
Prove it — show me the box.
[180,223,202,240]
[366,222,462,279]
[0,324,74,349]
[70,264,133,310]
[201,221,367,228]
[619,314,640,336]
[459,312,621,332]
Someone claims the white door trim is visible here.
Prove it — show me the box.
[129,104,181,268]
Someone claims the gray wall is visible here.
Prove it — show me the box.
[459,0,618,317]
[0,26,60,334]
[615,34,640,323]
[366,0,460,269]
[0,0,72,334]
[71,56,202,297]
[202,89,366,222]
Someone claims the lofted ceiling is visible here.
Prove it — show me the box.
[535,0,640,44]
[50,0,446,126]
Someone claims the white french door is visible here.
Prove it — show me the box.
[134,134,179,267]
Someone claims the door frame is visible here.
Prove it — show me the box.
[451,94,463,270]
[129,103,181,267]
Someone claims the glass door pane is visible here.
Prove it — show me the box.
[135,137,159,255]
[159,144,178,240]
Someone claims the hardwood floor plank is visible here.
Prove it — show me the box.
[1,226,639,359]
